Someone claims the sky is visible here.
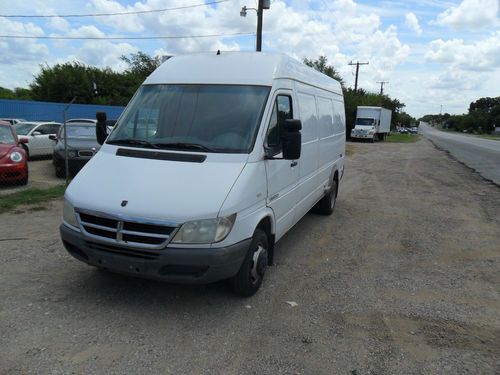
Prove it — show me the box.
[0,0,499,118]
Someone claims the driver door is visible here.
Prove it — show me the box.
[264,91,299,240]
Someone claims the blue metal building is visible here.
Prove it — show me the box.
[0,99,124,123]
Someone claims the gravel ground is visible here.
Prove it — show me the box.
[0,138,499,374]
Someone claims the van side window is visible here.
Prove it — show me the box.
[267,95,292,148]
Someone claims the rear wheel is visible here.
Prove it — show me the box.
[314,177,338,215]
[231,228,269,296]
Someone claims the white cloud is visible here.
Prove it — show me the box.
[67,25,106,38]
[0,18,48,64]
[427,69,483,91]
[70,41,137,70]
[47,17,71,32]
[436,0,499,30]
[425,32,500,72]
[405,12,422,35]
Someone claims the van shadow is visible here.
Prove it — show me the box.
[67,267,241,309]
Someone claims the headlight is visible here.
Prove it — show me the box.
[172,214,236,244]
[10,151,23,162]
[63,198,80,230]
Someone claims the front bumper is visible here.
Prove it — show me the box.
[350,133,374,139]
[60,224,250,284]
[0,162,28,183]
[53,154,91,175]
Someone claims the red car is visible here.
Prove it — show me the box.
[0,121,28,185]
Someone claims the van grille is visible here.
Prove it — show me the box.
[77,210,177,249]
[78,150,95,157]
[86,241,160,260]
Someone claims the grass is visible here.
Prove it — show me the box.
[437,127,500,141]
[0,185,66,214]
[477,134,500,141]
[385,134,420,143]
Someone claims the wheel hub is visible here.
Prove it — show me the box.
[250,245,267,283]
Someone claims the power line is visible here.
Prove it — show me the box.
[0,32,254,40]
[0,0,229,18]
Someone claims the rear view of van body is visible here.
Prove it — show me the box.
[60,52,346,295]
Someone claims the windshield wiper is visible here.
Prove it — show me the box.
[154,142,217,152]
[107,138,158,149]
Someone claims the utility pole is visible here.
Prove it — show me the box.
[377,81,389,95]
[349,61,369,92]
[256,0,263,52]
[241,1,269,52]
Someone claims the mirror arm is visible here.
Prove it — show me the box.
[264,145,283,160]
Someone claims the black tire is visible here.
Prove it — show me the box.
[22,144,30,160]
[231,228,269,296]
[314,177,338,215]
[55,166,65,178]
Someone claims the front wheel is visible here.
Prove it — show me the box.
[55,165,65,178]
[230,229,269,296]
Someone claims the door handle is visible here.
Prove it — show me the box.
[290,161,298,167]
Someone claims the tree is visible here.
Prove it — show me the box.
[303,56,345,87]
[0,86,32,100]
[28,51,161,106]
[421,96,500,134]
[121,51,161,81]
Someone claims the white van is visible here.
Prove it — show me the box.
[60,52,345,295]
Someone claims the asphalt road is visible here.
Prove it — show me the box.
[1,139,499,374]
[420,123,500,185]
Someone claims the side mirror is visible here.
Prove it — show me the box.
[282,119,302,160]
[18,137,28,144]
[96,111,108,145]
[32,131,41,136]
[49,134,57,141]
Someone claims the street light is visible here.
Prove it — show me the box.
[240,0,270,52]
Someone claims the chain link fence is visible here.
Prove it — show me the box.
[0,99,123,193]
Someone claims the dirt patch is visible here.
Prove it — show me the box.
[1,138,499,374]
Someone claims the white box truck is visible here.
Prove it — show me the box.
[59,52,346,296]
[351,106,392,142]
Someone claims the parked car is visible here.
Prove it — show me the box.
[14,122,62,159]
[60,52,346,296]
[409,126,418,134]
[398,127,409,134]
[0,121,28,185]
[51,123,101,177]
[0,118,26,125]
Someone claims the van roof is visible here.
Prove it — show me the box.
[145,52,342,95]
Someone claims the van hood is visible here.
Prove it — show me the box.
[65,145,248,223]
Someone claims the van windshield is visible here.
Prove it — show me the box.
[356,118,374,126]
[107,84,270,153]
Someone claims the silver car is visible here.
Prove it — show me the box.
[14,122,62,158]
